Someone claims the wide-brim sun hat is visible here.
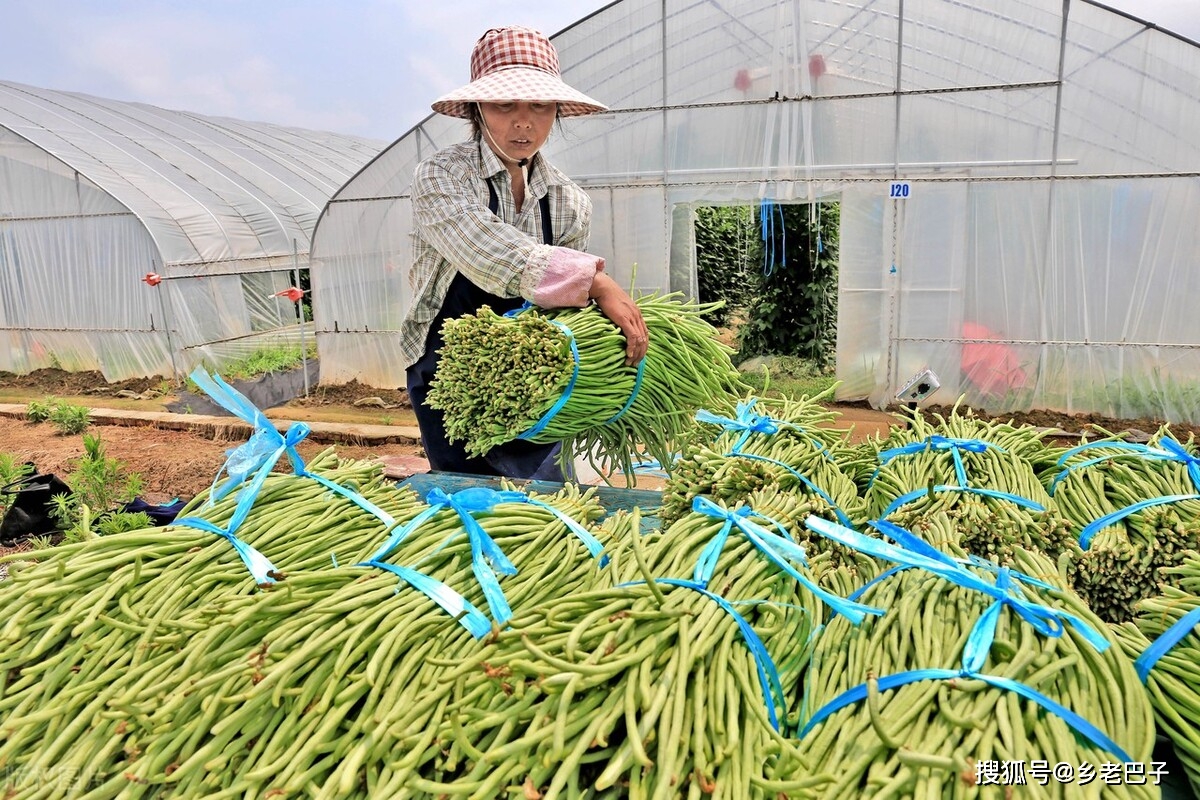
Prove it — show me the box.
[432,26,608,119]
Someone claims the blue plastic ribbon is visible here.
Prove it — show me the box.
[873,435,1000,489]
[171,515,281,586]
[175,368,403,584]
[1048,437,1200,548]
[879,484,1045,519]
[619,458,672,479]
[359,558,493,638]
[760,199,785,277]
[188,369,399,529]
[1050,436,1200,495]
[734,452,855,528]
[796,666,1131,763]
[1134,605,1200,683]
[799,515,1128,761]
[620,577,788,731]
[806,517,1109,651]
[689,497,882,625]
[695,399,831,459]
[603,356,646,425]
[870,435,1043,516]
[502,301,535,317]
[1078,493,1200,550]
[425,487,519,625]
[365,485,606,626]
[518,319,579,440]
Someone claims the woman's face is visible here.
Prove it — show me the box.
[478,101,557,163]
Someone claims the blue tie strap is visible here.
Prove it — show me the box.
[796,665,1131,763]
[1049,436,1200,549]
[799,515,1129,763]
[518,319,579,440]
[619,577,789,732]
[878,484,1045,520]
[171,515,281,587]
[695,399,832,459]
[365,485,606,626]
[358,558,493,639]
[689,497,882,625]
[603,356,646,426]
[872,435,1000,488]
[1134,605,1200,683]
[870,435,1043,517]
[1078,493,1200,549]
[733,452,856,528]
[1051,435,1200,495]
[177,368,404,584]
[806,516,1109,651]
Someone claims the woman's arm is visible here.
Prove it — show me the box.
[415,155,647,364]
[413,157,597,308]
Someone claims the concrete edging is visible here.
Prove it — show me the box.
[0,404,422,446]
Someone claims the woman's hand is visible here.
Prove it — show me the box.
[589,272,649,365]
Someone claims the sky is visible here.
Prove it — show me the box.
[2,0,1198,144]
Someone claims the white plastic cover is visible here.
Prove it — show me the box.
[0,81,384,380]
[312,0,1200,422]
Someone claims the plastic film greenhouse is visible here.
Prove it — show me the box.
[312,0,1200,422]
[0,80,385,381]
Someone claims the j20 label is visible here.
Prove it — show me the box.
[888,181,912,199]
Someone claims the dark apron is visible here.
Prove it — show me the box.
[406,180,569,481]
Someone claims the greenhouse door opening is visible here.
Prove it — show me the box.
[693,200,840,371]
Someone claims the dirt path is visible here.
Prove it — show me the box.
[0,416,425,504]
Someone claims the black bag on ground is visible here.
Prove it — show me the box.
[0,473,71,544]
[119,497,186,527]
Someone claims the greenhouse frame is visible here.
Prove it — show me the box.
[0,81,385,381]
[312,0,1200,422]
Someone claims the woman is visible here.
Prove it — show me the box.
[402,25,649,481]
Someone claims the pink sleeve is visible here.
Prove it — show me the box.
[532,247,604,308]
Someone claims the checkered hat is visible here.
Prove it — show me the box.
[431,26,608,119]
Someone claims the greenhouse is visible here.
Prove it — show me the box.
[0,80,385,381]
[312,0,1200,422]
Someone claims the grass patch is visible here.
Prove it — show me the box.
[737,355,836,400]
[188,344,317,390]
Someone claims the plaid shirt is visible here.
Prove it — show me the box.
[399,139,594,368]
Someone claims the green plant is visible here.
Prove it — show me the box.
[96,510,154,536]
[49,434,144,541]
[186,343,318,391]
[736,201,840,370]
[49,402,91,435]
[0,454,35,517]
[738,356,836,399]
[25,397,58,423]
[23,535,55,550]
[695,206,760,328]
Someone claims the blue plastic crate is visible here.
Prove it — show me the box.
[397,471,662,531]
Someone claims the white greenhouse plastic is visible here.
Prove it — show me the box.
[0,81,385,380]
[312,0,1200,422]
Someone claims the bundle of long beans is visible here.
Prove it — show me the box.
[382,503,828,799]
[704,484,882,599]
[427,293,748,479]
[660,390,864,527]
[0,460,609,799]
[1113,553,1200,796]
[1046,427,1200,623]
[864,406,1076,565]
[786,513,1157,800]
